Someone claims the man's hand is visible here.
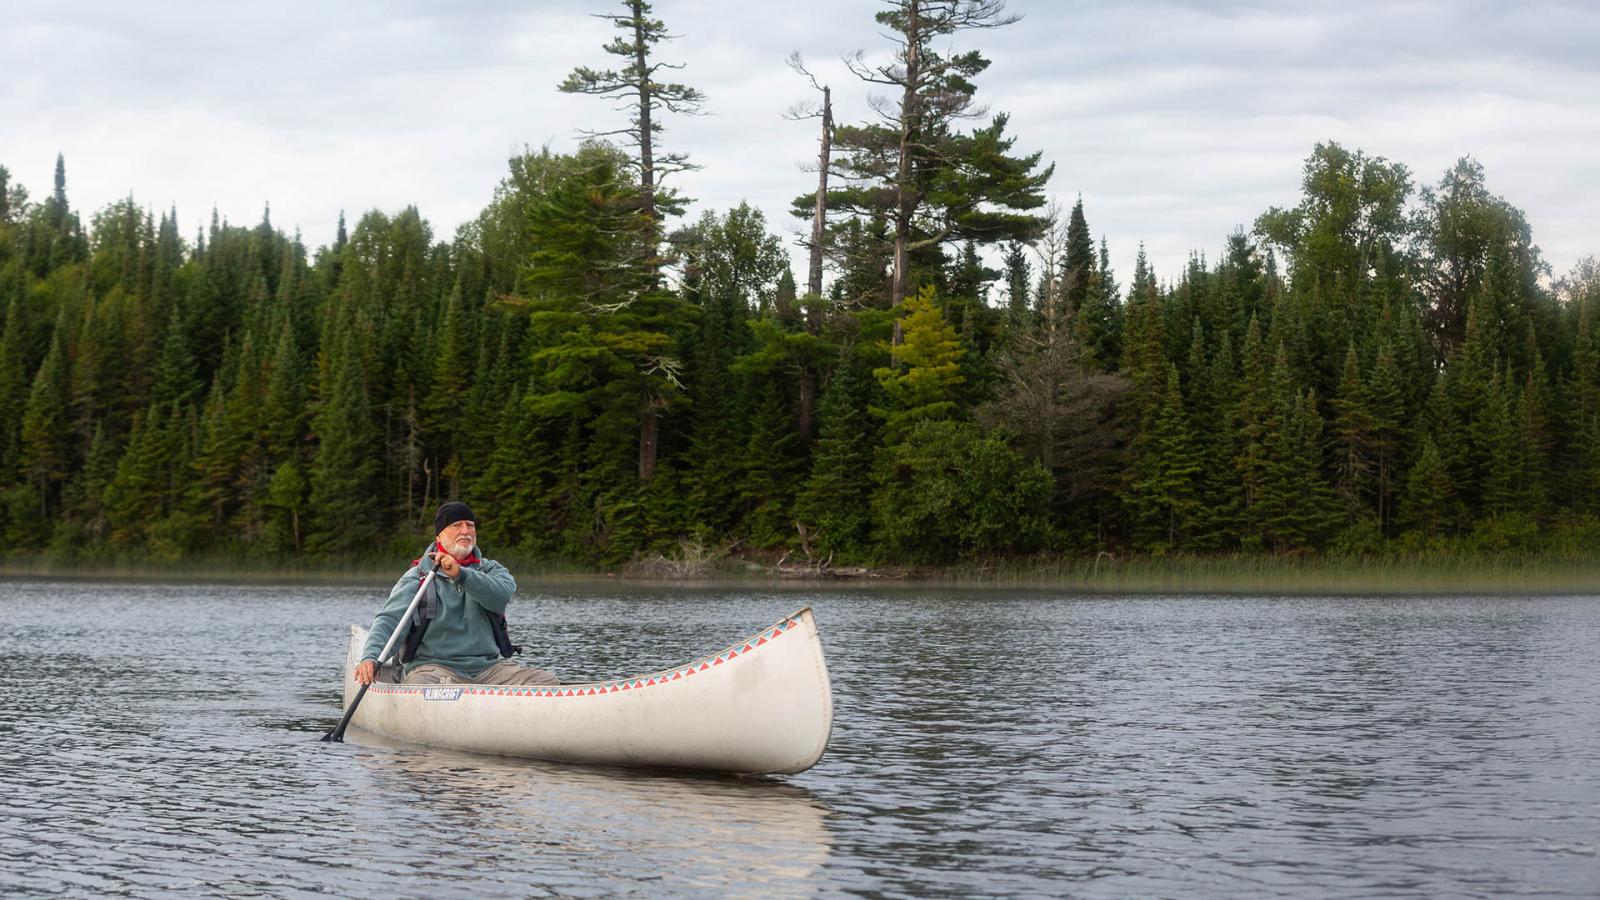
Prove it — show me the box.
[355,659,378,685]
[435,551,461,578]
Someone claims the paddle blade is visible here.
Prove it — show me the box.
[321,680,369,744]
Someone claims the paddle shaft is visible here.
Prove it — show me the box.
[322,568,440,743]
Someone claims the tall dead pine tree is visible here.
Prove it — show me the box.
[559,0,706,271]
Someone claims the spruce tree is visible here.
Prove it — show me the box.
[1367,339,1407,531]
[1120,246,1166,425]
[18,327,71,517]
[1001,241,1031,326]
[1514,344,1553,516]
[1330,343,1377,520]
[150,308,201,408]
[793,357,877,561]
[1129,365,1203,550]
[187,379,246,538]
[1476,368,1518,517]
[0,293,28,474]
[1260,388,1336,551]
[1399,435,1456,539]
[1188,328,1239,549]
[738,378,804,547]
[1062,197,1095,315]
[103,408,165,551]
[263,459,307,556]
[306,327,382,554]
[1233,316,1273,547]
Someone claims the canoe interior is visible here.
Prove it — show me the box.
[340,607,833,775]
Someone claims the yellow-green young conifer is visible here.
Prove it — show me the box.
[873,285,964,440]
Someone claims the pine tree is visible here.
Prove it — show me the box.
[103,408,164,550]
[558,0,706,266]
[1080,236,1122,371]
[815,0,1051,308]
[473,382,561,555]
[515,143,689,484]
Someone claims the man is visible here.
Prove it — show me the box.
[353,501,559,687]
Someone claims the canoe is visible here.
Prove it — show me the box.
[339,607,833,775]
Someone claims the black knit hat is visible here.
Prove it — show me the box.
[434,500,477,534]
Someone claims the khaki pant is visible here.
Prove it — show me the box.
[403,659,560,686]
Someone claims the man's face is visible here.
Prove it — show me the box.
[437,519,477,558]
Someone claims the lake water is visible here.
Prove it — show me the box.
[1,580,1597,896]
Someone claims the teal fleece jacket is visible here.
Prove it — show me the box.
[359,553,517,677]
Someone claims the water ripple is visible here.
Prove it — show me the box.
[1,584,1598,895]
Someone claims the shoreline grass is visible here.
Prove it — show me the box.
[6,551,1600,595]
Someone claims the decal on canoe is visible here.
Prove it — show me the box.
[371,615,804,702]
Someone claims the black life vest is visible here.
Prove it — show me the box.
[398,562,521,664]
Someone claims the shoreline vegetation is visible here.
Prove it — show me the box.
[4,2,1600,579]
[8,550,1600,596]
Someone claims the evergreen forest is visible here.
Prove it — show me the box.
[3,0,1599,570]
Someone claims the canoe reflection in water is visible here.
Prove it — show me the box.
[348,730,835,892]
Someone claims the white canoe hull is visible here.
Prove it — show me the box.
[340,607,833,775]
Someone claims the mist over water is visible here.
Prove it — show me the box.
[2,581,1597,896]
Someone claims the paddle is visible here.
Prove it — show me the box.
[322,566,441,743]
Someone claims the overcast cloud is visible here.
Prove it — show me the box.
[3,0,1595,290]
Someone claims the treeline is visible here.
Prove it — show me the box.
[2,1,1599,566]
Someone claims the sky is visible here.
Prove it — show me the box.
[3,0,1597,292]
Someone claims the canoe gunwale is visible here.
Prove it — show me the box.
[352,606,819,701]
[339,606,833,774]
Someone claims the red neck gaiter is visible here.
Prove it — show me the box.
[414,541,480,568]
